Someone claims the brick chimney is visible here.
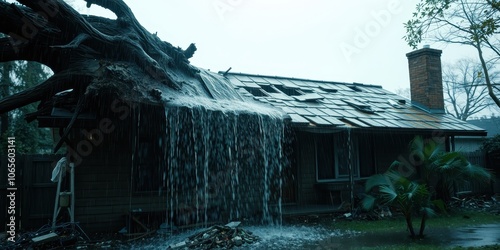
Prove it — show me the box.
[406,46,445,113]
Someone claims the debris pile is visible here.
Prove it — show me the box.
[168,222,259,249]
[350,205,393,221]
[1,222,89,250]
[449,194,500,214]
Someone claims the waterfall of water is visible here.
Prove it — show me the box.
[347,128,354,212]
[163,98,286,227]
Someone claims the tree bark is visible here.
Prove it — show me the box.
[418,212,427,238]
[0,61,12,135]
[0,0,198,115]
[477,45,500,108]
[405,213,416,239]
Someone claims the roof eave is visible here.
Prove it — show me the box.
[289,124,487,136]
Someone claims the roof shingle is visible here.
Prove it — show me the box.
[222,72,486,135]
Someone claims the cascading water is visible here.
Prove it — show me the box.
[161,70,288,228]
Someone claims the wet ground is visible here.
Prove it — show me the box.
[300,223,500,249]
[123,223,500,249]
[2,223,499,249]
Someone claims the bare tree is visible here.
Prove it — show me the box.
[394,87,411,99]
[443,58,496,120]
[404,0,500,108]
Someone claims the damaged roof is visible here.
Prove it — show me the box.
[222,72,486,136]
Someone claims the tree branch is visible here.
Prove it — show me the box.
[0,0,201,116]
[0,62,97,114]
[85,0,133,19]
[477,44,500,107]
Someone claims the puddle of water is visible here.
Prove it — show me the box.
[301,223,500,249]
[444,224,500,248]
[242,225,351,250]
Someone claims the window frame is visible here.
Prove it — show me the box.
[315,132,360,182]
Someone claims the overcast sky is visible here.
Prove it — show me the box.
[74,0,479,94]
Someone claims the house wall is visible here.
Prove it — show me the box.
[454,137,485,152]
[69,104,288,232]
[75,155,167,232]
[372,133,415,172]
[69,114,168,233]
[293,130,420,206]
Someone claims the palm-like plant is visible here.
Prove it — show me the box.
[408,136,492,201]
[362,170,433,238]
[362,136,492,239]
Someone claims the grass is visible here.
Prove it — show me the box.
[322,211,500,250]
[331,211,500,232]
[352,245,500,250]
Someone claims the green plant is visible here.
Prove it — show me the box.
[408,136,492,201]
[362,170,434,239]
[481,134,500,154]
[362,136,493,239]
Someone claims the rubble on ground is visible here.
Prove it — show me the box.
[0,223,89,250]
[168,222,259,249]
[449,194,500,214]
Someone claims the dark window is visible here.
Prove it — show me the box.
[316,135,335,180]
[336,133,358,178]
[359,136,376,177]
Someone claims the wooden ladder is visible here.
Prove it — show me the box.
[52,162,75,229]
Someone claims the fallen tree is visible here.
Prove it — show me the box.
[0,0,198,115]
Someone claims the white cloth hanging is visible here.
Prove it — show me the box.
[51,157,68,182]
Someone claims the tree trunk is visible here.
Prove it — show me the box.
[477,43,500,108]
[419,212,427,238]
[0,0,198,115]
[0,62,12,135]
[435,177,452,202]
[404,213,416,238]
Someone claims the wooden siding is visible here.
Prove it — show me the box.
[372,133,415,173]
[75,157,167,232]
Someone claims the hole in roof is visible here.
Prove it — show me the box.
[299,88,314,93]
[243,87,268,97]
[388,99,406,109]
[319,86,338,93]
[260,85,279,93]
[343,99,375,114]
[275,85,302,96]
[398,99,407,104]
[348,86,362,92]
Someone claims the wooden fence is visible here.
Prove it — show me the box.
[455,151,492,195]
[1,154,61,232]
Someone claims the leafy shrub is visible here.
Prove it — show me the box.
[481,134,500,154]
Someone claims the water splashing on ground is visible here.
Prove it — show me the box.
[128,225,349,249]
